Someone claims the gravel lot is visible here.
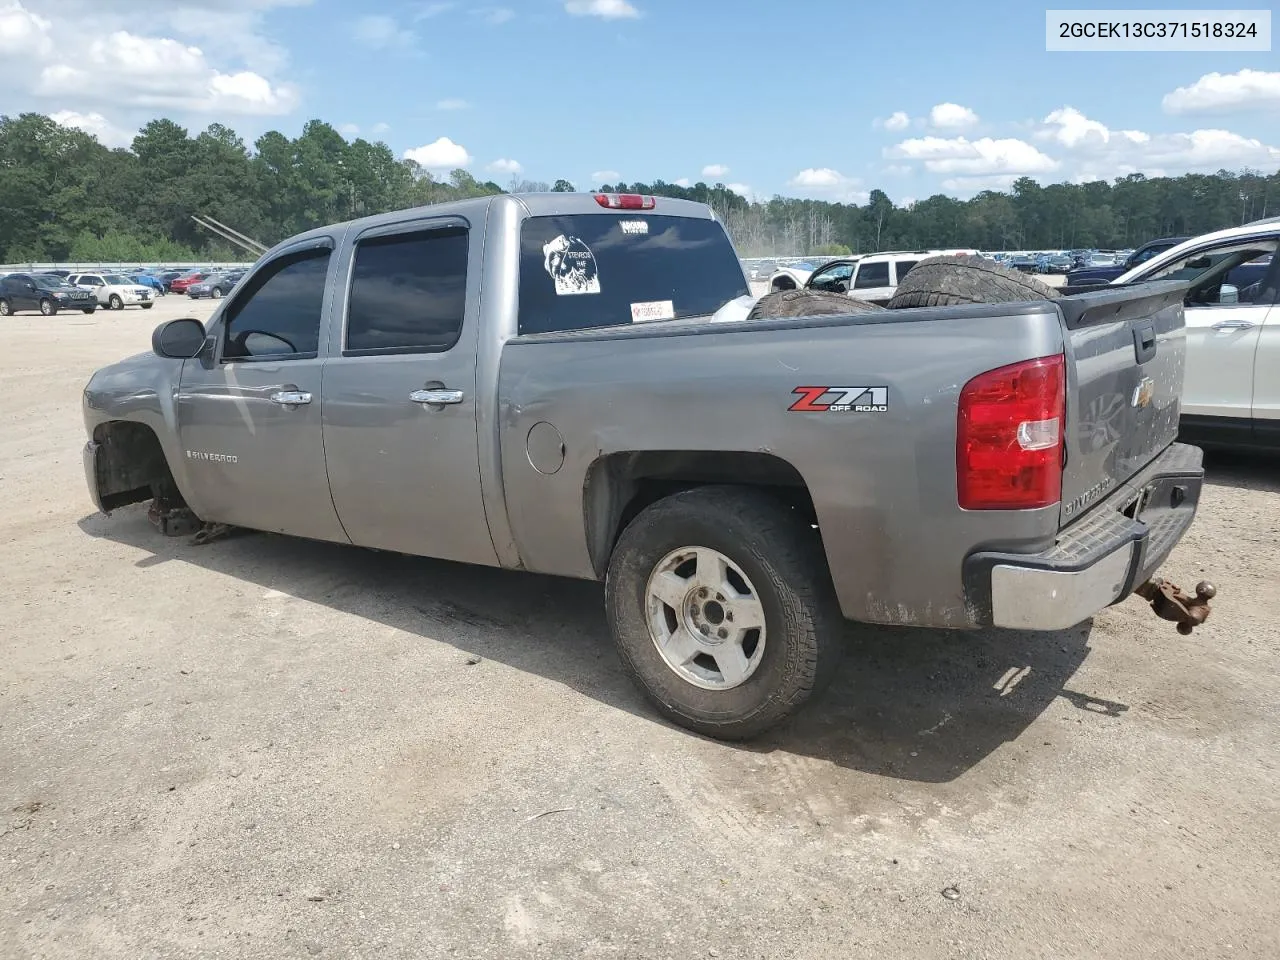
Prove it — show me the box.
[2,295,1278,960]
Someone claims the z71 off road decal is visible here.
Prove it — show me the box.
[789,386,889,413]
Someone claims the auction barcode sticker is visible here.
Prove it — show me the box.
[1046,9,1271,50]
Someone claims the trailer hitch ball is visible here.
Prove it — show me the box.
[1134,578,1216,635]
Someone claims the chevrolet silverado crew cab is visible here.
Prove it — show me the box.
[81,192,1210,739]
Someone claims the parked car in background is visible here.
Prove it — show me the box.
[187,271,244,299]
[168,272,207,295]
[67,273,155,310]
[1037,253,1074,273]
[0,273,97,315]
[1113,219,1279,449]
[1067,237,1190,288]
[156,270,186,291]
[791,250,978,304]
[131,273,167,296]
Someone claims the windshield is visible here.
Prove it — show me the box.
[517,214,747,335]
[33,276,70,290]
[104,274,131,285]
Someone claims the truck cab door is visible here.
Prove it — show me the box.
[321,218,499,566]
[174,238,348,543]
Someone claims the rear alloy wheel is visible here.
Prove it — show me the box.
[212,287,224,299]
[0,299,11,317]
[108,294,123,310]
[606,486,843,739]
[39,298,56,316]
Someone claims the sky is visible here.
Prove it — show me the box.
[1,0,1277,205]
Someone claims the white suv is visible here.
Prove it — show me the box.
[67,273,156,311]
[797,250,978,304]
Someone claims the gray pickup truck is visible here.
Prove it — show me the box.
[82,192,1211,738]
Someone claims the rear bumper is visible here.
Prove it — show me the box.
[963,443,1204,630]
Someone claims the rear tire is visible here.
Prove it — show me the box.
[748,289,885,321]
[887,254,1055,309]
[0,299,11,317]
[605,486,843,740]
[39,298,56,316]
[108,294,123,310]
[212,287,224,299]
[141,303,153,310]
[82,308,95,314]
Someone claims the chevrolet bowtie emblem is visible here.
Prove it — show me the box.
[1132,377,1155,409]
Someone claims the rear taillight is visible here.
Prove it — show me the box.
[957,354,1065,510]
[594,193,656,210]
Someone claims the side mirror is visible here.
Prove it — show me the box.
[1186,256,1212,270]
[1218,284,1239,305]
[153,318,208,359]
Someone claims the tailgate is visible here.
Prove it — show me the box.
[1056,280,1190,528]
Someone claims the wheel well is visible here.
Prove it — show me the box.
[91,421,180,511]
[583,450,818,577]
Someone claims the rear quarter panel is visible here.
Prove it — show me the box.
[497,305,1067,628]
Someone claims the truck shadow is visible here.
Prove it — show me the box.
[1202,448,1280,494]
[79,507,1108,784]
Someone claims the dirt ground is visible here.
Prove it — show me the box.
[2,295,1278,960]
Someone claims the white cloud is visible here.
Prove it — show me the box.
[1039,106,1109,148]
[487,157,522,175]
[371,121,391,135]
[887,136,1057,175]
[0,1,52,56]
[725,182,753,199]
[338,122,360,137]
[436,98,469,110]
[565,0,639,19]
[30,30,299,114]
[883,111,910,131]
[1034,106,1280,180]
[0,3,302,117]
[482,6,514,24]
[701,163,730,177]
[1162,69,1280,115]
[674,177,691,187]
[592,169,621,181]
[929,102,979,129]
[899,195,916,208]
[352,14,415,50]
[404,136,471,169]
[50,109,136,148]
[788,167,867,202]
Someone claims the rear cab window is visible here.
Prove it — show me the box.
[517,214,747,335]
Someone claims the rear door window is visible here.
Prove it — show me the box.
[517,214,747,335]
[345,227,469,354]
[854,262,890,289]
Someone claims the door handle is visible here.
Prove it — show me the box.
[269,390,312,405]
[1211,319,1256,331]
[410,389,464,406]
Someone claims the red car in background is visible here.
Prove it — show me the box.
[168,272,206,294]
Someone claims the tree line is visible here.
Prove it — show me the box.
[1,111,1277,264]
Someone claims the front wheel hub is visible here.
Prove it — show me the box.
[645,547,767,690]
